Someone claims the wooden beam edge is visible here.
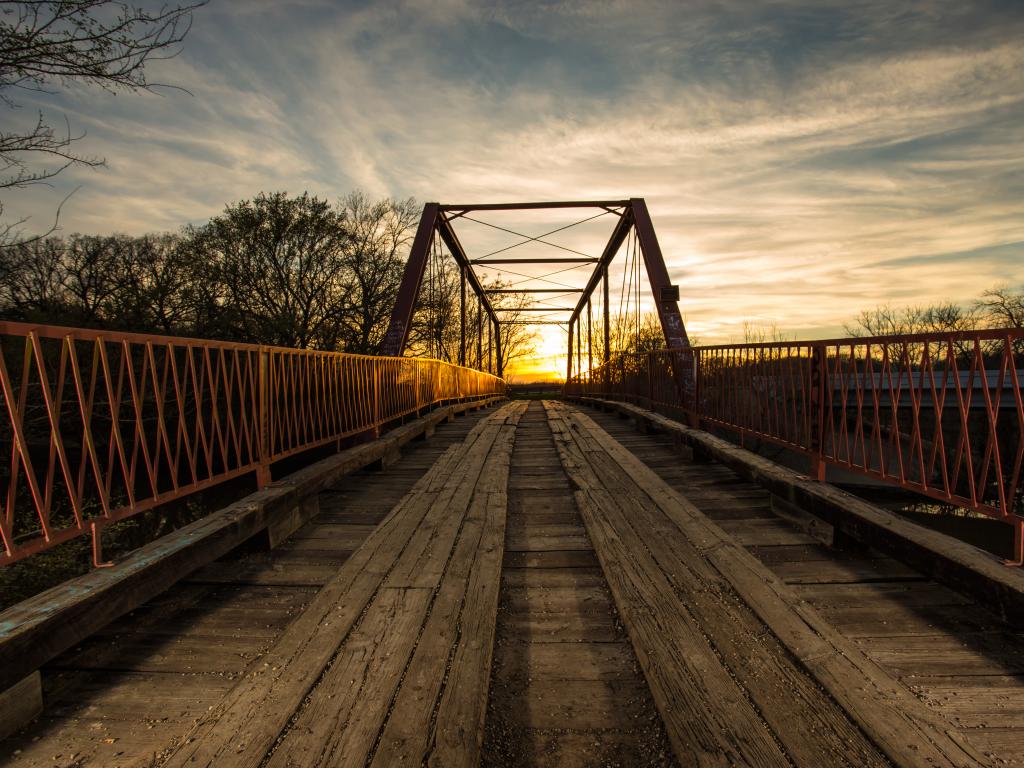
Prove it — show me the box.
[0,396,504,695]
[572,396,1024,629]
[554,400,989,768]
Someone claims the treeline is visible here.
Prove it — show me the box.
[0,191,419,354]
[844,290,1024,337]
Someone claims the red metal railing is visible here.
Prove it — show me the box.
[0,322,504,566]
[569,329,1024,553]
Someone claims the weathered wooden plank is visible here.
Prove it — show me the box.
[546,405,790,766]
[503,550,600,569]
[500,678,653,729]
[320,408,522,767]
[495,641,638,682]
[916,679,1024,728]
[263,586,433,768]
[0,397,502,696]
[367,498,491,765]
[578,455,892,768]
[483,401,673,768]
[425,487,510,768]
[553,401,991,768]
[0,671,41,741]
[568,484,791,766]
[162,403,522,768]
[577,396,1024,629]
[715,518,820,546]
[500,566,606,589]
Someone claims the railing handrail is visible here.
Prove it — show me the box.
[0,321,505,567]
[587,326,1023,357]
[0,320,493,373]
[567,326,1024,559]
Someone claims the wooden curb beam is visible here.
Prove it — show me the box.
[163,400,526,768]
[0,397,503,702]
[572,396,1024,629]
[547,401,989,768]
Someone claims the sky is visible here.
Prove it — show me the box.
[3,0,1024,380]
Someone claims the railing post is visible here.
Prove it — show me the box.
[1010,519,1024,567]
[690,349,701,427]
[373,361,381,438]
[647,353,654,407]
[257,348,272,488]
[809,344,826,481]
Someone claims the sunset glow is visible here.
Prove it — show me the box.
[5,1,1023,380]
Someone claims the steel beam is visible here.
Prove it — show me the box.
[440,200,630,212]
[471,257,598,265]
[603,263,610,364]
[484,288,584,294]
[502,321,567,326]
[495,307,575,313]
[380,203,439,356]
[569,208,634,327]
[631,198,690,349]
[459,264,467,366]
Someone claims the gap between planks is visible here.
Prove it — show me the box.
[543,400,990,768]
[162,401,527,768]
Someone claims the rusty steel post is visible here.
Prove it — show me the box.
[257,348,272,488]
[1010,520,1024,567]
[494,316,503,379]
[380,203,439,356]
[577,317,582,383]
[373,362,381,438]
[630,198,689,350]
[809,344,827,481]
[459,264,467,366]
[587,298,593,375]
[567,318,574,382]
[648,353,654,406]
[689,349,701,427]
[603,263,610,365]
[477,295,483,369]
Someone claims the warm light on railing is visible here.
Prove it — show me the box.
[0,322,504,567]
[568,328,1024,555]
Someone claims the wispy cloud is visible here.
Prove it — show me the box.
[3,0,1022,364]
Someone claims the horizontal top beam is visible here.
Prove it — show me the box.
[471,257,598,265]
[494,307,576,312]
[500,320,568,325]
[484,288,584,294]
[438,201,630,212]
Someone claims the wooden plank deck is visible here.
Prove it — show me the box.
[2,399,1022,767]
[0,403,507,768]
[583,401,1024,767]
[483,402,673,767]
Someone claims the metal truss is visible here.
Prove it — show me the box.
[379,199,692,381]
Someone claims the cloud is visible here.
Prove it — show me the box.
[1,0,1022,363]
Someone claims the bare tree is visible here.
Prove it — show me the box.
[490,282,538,374]
[0,232,64,317]
[843,301,981,338]
[183,192,352,349]
[336,192,418,353]
[976,285,1024,330]
[0,1,205,240]
[741,319,793,344]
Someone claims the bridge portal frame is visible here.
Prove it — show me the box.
[380,199,691,382]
